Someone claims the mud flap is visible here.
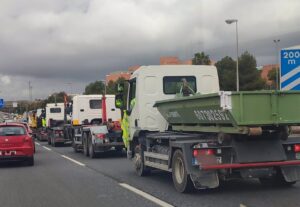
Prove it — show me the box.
[190,170,219,189]
[280,166,300,182]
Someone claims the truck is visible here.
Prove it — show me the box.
[66,94,124,157]
[45,103,65,127]
[45,103,72,146]
[115,65,300,193]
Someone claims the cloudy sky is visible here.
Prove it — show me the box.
[0,0,299,101]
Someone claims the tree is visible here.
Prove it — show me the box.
[238,51,265,90]
[215,56,236,91]
[45,91,70,104]
[267,67,279,89]
[84,81,105,95]
[192,52,211,65]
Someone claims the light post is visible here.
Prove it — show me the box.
[101,80,107,95]
[225,19,239,91]
[273,39,280,90]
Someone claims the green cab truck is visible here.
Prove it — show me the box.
[116,65,300,193]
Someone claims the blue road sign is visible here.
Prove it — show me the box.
[281,47,300,90]
[0,99,4,109]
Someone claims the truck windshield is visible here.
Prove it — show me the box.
[163,76,196,94]
[128,79,136,109]
[90,99,102,109]
[0,126,26,136]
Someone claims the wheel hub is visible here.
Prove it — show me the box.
[174,157,184,184]
[134,153,142,171]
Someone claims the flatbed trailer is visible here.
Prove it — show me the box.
[71,124,124,157]
[136,131,300,192]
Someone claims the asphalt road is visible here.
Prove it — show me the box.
[1,142,300,207]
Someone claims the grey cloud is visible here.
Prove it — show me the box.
[0,0,299,101]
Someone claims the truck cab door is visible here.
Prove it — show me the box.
[127,78,139,140]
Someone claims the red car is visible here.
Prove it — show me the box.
[0,123,35,166]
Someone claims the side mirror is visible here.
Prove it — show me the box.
[115,94,124,109]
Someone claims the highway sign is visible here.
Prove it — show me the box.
[281,46,300,90]
[0,99,4,109]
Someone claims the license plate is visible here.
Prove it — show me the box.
[0,151,16,156]
[296,153,300,160]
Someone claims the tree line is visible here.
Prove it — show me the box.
[85,51,275,94]
[4,50,276,114]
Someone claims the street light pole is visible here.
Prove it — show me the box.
[225,19,239,91]
[273,39,280,90]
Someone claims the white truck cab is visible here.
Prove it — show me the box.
[72,95,121,125]
[127,65,220,140]
[45,103,65,127]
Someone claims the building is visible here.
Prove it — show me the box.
[105,71,131,83]
[260,64,279,85]
[160,56,192,65]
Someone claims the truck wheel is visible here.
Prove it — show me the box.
[134,145,150,176]
[172,150,194,193]
[48,137,51,145]
[89,137,96,158]
[51,137,57,147]
[73,143,80,153]
[259,170,296,187]
[83,134,89,157]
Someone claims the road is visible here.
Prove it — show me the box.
[1,142,300,207]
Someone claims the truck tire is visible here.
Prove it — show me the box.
[89,136,97,158]
[73,143,80,153]
[48,136,51,145]
[51,138,57,147]
[134,145,150,176]
[259,169,296,187]
[172,149,194,193]
[83,133,89,157]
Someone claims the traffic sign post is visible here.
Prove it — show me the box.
[280,45,300,90]
[0,99,4,109]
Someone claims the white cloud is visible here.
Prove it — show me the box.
[0,75,11,85]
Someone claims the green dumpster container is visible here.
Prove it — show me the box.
[154,91,300,134]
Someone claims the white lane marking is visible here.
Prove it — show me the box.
[35,142,40,146]
[43,146,52,151]
[240,204,247,207]
[119,183,174,207]
[61,155,86,167]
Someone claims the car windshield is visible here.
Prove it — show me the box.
[0,126,26,136]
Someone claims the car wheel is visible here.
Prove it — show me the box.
[26,156,34,166]
[172,149,194,193]
[133,145,150,176]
